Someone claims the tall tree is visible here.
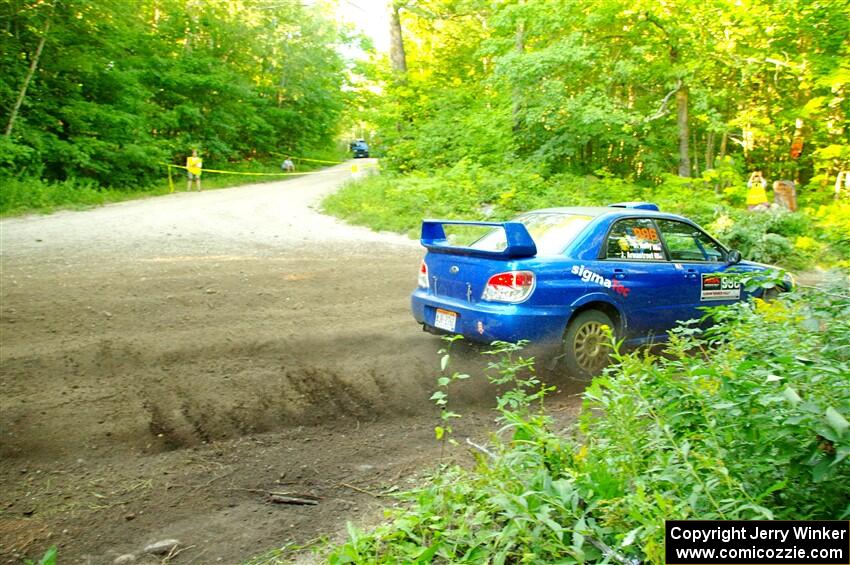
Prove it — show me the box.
[3,2,52,137]
[388,0,407,74]
[0,0,348,186]
[676,86,691,177]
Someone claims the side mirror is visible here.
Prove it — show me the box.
[726,249,742,265]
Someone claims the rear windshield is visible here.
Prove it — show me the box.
[470,212,592,256]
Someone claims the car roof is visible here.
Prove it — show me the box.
[524,206,690,221]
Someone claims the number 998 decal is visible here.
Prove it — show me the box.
[701,273,742,301]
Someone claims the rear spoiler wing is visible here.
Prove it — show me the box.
[420,220,537,259]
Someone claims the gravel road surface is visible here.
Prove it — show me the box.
[0,161,582,563]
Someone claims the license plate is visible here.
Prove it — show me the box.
[434,309,457,332]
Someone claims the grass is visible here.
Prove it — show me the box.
[322,164,850,270]
[0,150,348,217]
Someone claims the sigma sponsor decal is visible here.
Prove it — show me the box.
[701,273,741,301]
[571,265,630,297]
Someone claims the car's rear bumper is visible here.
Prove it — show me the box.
[411,289,570,344]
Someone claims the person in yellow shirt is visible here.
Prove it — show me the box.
[746,170,769,210]
[186,149,203,191]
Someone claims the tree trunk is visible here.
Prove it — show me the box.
[4,14,50,138]
[388,1,407,74]
[511,17,525,133]
[705,131,715,170]
[676,85,690,177]
[719,131,728,160]
[692,130,700,177]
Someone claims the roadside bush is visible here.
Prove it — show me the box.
[0,137,39,176]
[329,287,850,564]
[645,174,727,226]
[708,209,816,270]
[324,164,843,269]
[0,177,116,215]
[321,161,541,236]
[806,200,850,268]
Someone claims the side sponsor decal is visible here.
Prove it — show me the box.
[571,265,630,297]
[701,273,741,301]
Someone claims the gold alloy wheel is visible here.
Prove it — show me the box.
[572,320,610,373]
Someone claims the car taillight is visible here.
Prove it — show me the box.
[418,259,429,289]
[482,271,535,303]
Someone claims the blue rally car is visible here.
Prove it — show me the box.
[411,202,790,378]
[350,140,370,158]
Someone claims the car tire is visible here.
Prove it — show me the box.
[762,287,780,302]
[562,310,615,380]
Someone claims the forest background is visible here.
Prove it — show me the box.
[1,0,349,208]
[326,0,850,270]
[2,0,849,268]
[3,2,849,563]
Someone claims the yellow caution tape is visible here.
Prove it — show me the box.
[269,152,344,165]
[161,162,346,193]
[170,164,341,176]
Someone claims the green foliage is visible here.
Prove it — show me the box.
[324,163,846,268]
[357,0,849,185]
[707,204,850,269]
[708,209,811,269]
[24,546,57,565]
[578,290,850,563]
[0,156,328,216]
[329,288,850,563]
[1,0,347,190]
[338,0,848,272]
[0,176,150,215]
[806,201,850,269]
[483,341,554,423]
[433,335,471,445]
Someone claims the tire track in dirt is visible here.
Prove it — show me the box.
[2,162,573,564]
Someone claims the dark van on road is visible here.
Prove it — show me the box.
[350,140,369,158]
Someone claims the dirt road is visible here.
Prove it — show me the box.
[0,162,582,564]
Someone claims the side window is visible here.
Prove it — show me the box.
[656,219,725,262]
[605,218,666,260]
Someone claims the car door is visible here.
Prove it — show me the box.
[654,219,738,324]
[597,217,683,340]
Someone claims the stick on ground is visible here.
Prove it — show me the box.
[269,494,319,506]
